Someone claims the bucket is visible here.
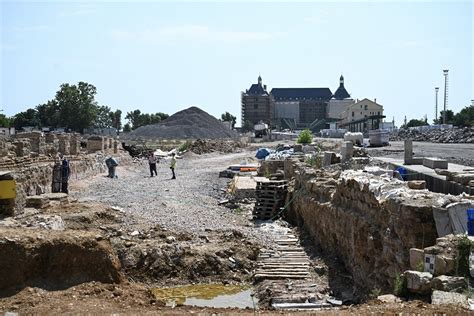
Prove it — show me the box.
[467,209,474,236]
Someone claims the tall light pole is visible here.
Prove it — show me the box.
[443,69,449,124]
[435,87,439,124]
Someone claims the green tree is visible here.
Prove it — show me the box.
[55,82,99,132]
[0,112,12,128]
[94,105,113,128]
[221,112,237,128]
[125,110,143,130]
[453,106,473,127]
[12,109,40,129]
[438,110,455,124]
[123,123,131,132]
[36,100,60,128]
[111,109,122,130]
[406,118,428,128]
[125,110,169,130]
[297,129,313,144]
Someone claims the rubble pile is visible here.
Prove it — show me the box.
[188,139,243,154]
[403,234,471,307]
[391,127,474,143]
[123,107,239,140]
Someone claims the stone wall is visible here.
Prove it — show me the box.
[9,152,130,215]
[284,158,471,294]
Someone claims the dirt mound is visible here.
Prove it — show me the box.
[0,228,123,297]
[188,139,244,154]
[123,107,238,140]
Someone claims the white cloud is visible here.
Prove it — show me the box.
[111,24,282,44]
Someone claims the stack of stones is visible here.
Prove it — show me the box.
[404,234,469,304]
[253,179,288,220]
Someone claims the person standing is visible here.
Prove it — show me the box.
[148,152,158,177]
[170,153,176,179]
[61,158,70,194]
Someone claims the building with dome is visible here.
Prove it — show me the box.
[327,75,355,120]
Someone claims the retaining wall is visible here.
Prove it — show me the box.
[284,158,470,294]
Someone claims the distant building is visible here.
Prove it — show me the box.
[241,76,272,129]
[271,88,332,130]
[339,98,385,132]
[327,75,355,119]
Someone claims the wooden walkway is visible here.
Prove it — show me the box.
[255,229,311,280]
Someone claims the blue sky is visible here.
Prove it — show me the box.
[1,1,473,127]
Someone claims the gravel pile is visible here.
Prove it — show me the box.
[123,106,238,140]
[390,127,474,143]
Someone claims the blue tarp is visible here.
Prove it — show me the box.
[255,148,271,160]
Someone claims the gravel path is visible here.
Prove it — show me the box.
[70,151,275,244]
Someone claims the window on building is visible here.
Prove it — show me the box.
[255,98,258,102]
[254,104,258,109]
[364,105,368,110]
[378,111,380,115]
[352,111,354,117]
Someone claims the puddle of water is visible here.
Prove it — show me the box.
[151,284,257,308]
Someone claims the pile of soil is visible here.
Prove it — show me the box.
[0,227,123,297]
[188,139,244,154]
[123,107,238,140]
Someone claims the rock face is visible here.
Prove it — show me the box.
[284,158,471,294]
[431,290,468,306]
[431,275,467,292]
[391,127,474,143]
[0,228,123,297]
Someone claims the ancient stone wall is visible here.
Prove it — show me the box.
[284,158,470,294]
[14,132,45,155]
[87,136,104,153]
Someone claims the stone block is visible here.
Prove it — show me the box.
[423,157,448,170]
[410,248,424,270]
[294,144,303,152]
[407,180,426,190]
[431,290,467,306]
[404,139,413,164]
[405,270,433,294]
[431,275,467,292]
[87,136,104,153]
[377,294,401,303]
[341,141,353,162]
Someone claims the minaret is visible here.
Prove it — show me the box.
[258,75,262,87]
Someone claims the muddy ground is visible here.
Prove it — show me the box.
[0,141,471,314]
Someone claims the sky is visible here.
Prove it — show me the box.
[1,0,473,127]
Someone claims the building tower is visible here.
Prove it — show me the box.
[333,75,351,100]
[435,87,439,123]
[443,69,449,124]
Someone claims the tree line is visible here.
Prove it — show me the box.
[403,106,473,129]
[1,82,170,133]
[1,81,240,133]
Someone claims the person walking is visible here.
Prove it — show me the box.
[170,153,176,179]
[148,152,158,177]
